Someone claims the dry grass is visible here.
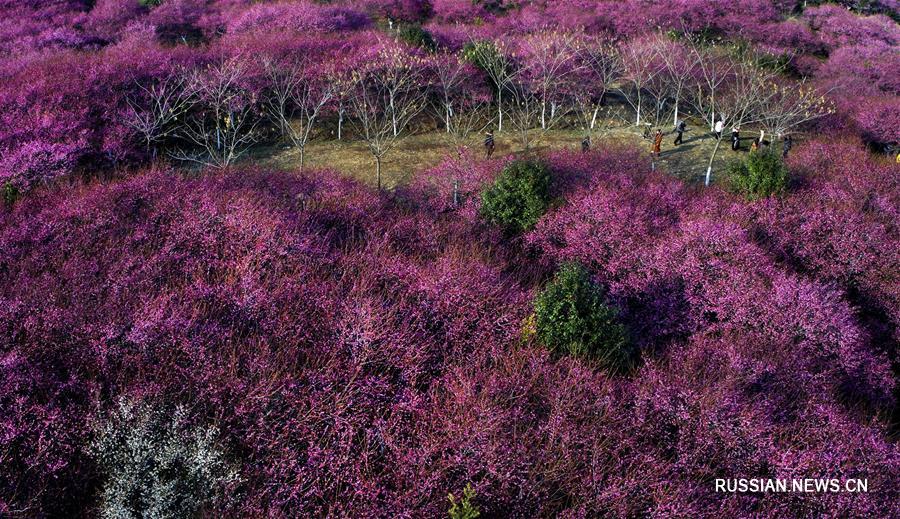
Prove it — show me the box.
[253,118,743,189]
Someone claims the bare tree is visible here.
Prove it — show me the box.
[686,38,735,132]
[429,52,466,133]
[504,79,545,150]
[428,54,494,153]
[501,33,583,151]
[172,58,260,168]
[572,39,622,140]
[445,102,494,158]
[263,59,334,171]
[656,35,699,126]
[702,55,779,185]
[618,37,663,127]
[756,79,834,140]
[464,39,514,132]
[329,70,354,142]
[125,72,195,158]
[348,48,427,189]
[517,31,582,130]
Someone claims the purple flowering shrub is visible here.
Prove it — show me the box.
[2,146,898,515]
[0,165,531,515]
[1,1,898,517]
[748,139,900,343]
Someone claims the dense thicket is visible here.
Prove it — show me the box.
[1,1,898,517]
[3,141,897,516]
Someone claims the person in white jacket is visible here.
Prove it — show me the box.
[714,119,724,140]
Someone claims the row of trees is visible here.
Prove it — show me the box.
[126,31,832,188]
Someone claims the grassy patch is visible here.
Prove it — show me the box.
[254,120,747,188]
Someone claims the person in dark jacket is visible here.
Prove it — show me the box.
[731,127,740,151]
[581,135,591,153]
[673,119,686,145]
[782,134,793,159]
[484,131,495,159]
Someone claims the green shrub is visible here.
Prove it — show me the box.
[397,24,436,52]
[448,483,480,519]
[533,263,631,370]
[728,147,789,200]
[480,160,551,234]
[139,0,162,7]
[2,181,18,206]
[89,399,240,519]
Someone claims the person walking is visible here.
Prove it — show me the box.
[484,131,495,159]
[731,126,740,151]
[652,129,663,157]
[673,119,686,145]
[782,134,793,159]
[714,118,724,140]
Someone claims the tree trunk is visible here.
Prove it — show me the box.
[497,88,503,131]
[673,99,679,127]
[635,91,642,125]
[705,136,723,186]
[299,146,305,173]
[390,96,398,137]
[338,106,344,140]
[375,155,382,190]
[591,105,599,129]
[541,99,546,130]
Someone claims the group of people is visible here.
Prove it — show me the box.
[648,118,794,160]
[481,120,797,162]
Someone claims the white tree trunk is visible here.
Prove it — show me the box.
[390,96,398,137]
[497,89,503,131]
[705,137,723,186]
[445,104,451,133]
[541,100,546,130]
[338,106,344,141]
